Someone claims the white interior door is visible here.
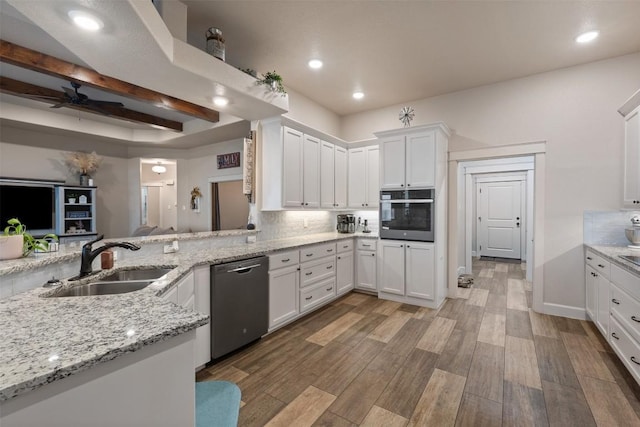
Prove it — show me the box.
[477,181,522,259]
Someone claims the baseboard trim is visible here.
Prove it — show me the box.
[540,302,587,320]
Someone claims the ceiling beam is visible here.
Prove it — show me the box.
[0,40,219,123]
[0,76,184,132]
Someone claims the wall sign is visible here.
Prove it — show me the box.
[217,152,240,169]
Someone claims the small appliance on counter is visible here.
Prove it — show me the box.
[626,215,640,249]
[337,214,356,233]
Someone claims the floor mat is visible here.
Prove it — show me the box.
[479,256,522,264]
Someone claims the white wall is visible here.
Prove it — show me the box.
[341,52,640,313]
[284,87,341,137]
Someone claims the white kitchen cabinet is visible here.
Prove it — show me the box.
[176,270,195,308]
[193,265,211,369]
[282,126,304,207]
[380,129,435,189]
[334,146,348,208]
[622,103,640,208]
[585,249,610,336]
[378,240,435,302]
[302,134,321,208]
[163,285,178,304]
[320,140,335,209]
[348,145,380,209]
[585,264,597,321]
[356,239,377,291]
[336,241,354,296]
[268,250,300,330]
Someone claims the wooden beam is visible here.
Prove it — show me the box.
[0,40,219,123]
[0,76,184,132]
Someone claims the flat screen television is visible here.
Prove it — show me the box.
[0,181,56,237]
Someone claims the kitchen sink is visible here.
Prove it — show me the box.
[100,267,174,282]
[53,281,153,297]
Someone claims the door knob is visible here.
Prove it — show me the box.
[516,222,520,227]
[516,217,520,220]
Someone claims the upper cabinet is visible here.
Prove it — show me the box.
[380,127,437,189]
[620,90,640,208]
[348,145,380,209]
[259,117,349,211]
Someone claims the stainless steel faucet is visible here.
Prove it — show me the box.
[78,235,141,278]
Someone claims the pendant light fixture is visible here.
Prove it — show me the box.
[152,163,167,174]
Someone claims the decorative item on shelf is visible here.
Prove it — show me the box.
[78,194,88,204]
[206,27,225,61]
[67,194,77,204]
[1,218,58,259]
[64,151,102,186]
[256,71,286,96]
[191,186,202,213]
[243,132,255,203]
[399,106,415,128]
[238,68,257,78]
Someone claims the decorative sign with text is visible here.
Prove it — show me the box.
[217,152,240,169]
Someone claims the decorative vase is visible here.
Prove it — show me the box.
[0,235,24,260]
[80,174,90,186]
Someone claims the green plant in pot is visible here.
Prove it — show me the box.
[1,218,58,259]
[256,71,286,96]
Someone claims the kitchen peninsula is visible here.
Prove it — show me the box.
[0,230,376,426]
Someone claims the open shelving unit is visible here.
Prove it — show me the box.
[55,186,97,243]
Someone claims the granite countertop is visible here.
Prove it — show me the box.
[584,244,640,276]
[0,231,377,402]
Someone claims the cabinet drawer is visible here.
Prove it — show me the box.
[301,242,336,261]
[300,277,336,313]
[611,282,640,343]
[269,250,300,270]
[609,316,640,384]
[612,264,640,301]
[357,239,376,251]
[300,257,335,288]
[585,250,610,278]
[337,240,354,253]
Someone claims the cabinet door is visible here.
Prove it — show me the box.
[596,274,610,337]
[334,146,348,208]
[406,242,435,300]
[585,265,597,321]
[282,127,304,207]
[193,265,211,369]
[406,132,435,188]
[356,250,377,291]
[348,148,367,208]
[163,285,178,304]
[623,108,640,207]
[366,145,380,208]
[303,135,321,208]
[336,250,354,296]
[177,271,195,307]
[269,265,300,329]
[320,141,335,209]
[378,240,405,295]
[381,136,406,189]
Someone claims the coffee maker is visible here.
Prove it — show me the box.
[337,214,356,233]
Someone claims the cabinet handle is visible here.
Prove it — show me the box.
[400,244,403,248]
[612,298,620,305]
[362,204,365,207]
[362,244,371,247]
[407,183,411,187]
[343,245,349,248]
[305,272,313,276]
[305,296,313,301]
[632,316,640,323]
[326,287,332,291]
[371,253,375,257]
[282,258,290,263]
[612,332,620,340]
[598,264,605,268]
[306,253,313,257]
[337,256,341,260]
[400,184,404,187]
[326,249,333,252]
[326,265,333,269]
[632,356,640,366]
[587,257,593,260]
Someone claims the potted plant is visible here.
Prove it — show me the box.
[1,218,58,259]
[256,71,286,96]
[64,151,102,186]
[67,193,77,204]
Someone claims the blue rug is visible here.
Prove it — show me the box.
[196,381,241,427]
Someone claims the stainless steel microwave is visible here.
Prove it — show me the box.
[379,189,434,242]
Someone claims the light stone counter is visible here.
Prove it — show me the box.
[0,231,376,401]
[585,244,640,276]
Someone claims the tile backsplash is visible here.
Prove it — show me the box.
[584,210,640,245]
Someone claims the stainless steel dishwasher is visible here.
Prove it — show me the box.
[210,256,269,360]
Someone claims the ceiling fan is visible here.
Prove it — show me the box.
[50,81,124,112]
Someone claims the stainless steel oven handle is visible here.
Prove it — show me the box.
[379,199,433,203]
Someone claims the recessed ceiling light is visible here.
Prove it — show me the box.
[152,164,167,174]
[213,96,229,107]
[353,92,364,100]
[576,30,599,44]
[68,10,103,31]
[308,59,323,69]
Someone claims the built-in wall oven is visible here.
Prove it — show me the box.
[380,189,434,242]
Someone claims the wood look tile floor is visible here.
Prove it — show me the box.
[196,259,640,426]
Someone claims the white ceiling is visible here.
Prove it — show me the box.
[0,0,639,145]
[184,0,640,116]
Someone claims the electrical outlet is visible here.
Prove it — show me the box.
[303,218,308,228]
[246,235,256,243]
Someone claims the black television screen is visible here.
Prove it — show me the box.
[0,183,56,236]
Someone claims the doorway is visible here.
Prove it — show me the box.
[209,176,250,231]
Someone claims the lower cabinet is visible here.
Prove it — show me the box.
[268,250,300,330]
[336,250,354,296]
[378,240,435,304]
[356,239,377,291]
